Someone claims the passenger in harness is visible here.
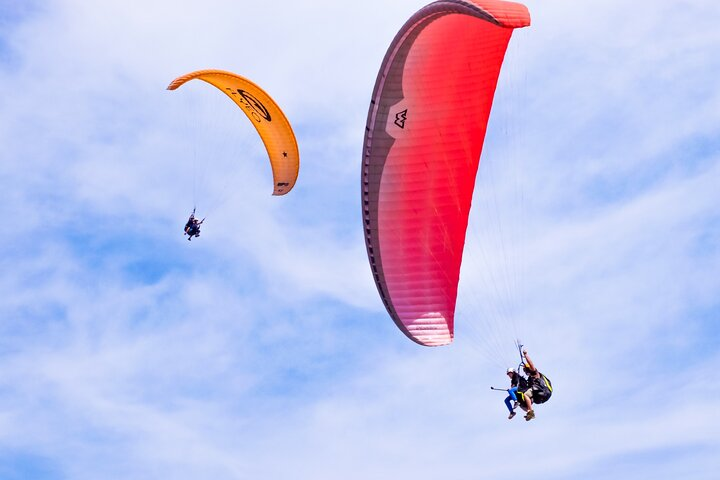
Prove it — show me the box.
[517,348,552,421]
[504,368,528,420]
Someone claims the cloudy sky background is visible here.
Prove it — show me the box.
[1,0,719,478]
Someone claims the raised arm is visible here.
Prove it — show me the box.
[523,349,537,372]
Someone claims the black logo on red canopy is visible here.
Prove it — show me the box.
[394,109,408,129]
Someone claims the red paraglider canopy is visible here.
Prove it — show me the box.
[362,0,530,346]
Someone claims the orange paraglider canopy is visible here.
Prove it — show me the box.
[168,69,299,196]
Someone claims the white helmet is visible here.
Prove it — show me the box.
[507,367,516,374]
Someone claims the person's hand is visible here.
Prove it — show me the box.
[522,349,528,355]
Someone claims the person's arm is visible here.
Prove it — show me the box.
[523,349,537,372]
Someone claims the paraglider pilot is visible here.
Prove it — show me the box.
[517,349,553,421]
[501,348,553,422]
[184,210,203,241]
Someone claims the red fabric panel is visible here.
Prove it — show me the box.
[467,0,531,28]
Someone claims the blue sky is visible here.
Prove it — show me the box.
[1,0,719,478]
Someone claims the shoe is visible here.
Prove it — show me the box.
[524,410,535,421]
[508,411,516,420]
